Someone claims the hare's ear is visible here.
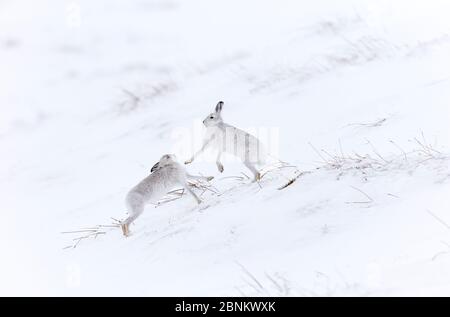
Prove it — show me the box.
[215,101,224,114]
[151,162,160,173]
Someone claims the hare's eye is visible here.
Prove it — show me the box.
[210,116,214,119]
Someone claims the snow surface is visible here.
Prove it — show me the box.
[1,0,450,296]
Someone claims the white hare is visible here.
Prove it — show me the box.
[185,101,267,181]
[121,154,212,237]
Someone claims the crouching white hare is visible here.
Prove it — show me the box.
[185,101,267,181]
[121,154,212,237]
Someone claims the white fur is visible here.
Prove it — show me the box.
[122,154,210,236]
[186,101,267,180]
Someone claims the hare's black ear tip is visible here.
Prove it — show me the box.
[151,162,160,173]
[215,101,224,112]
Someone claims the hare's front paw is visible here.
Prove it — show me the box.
[217,163,224,173]
[185,158,193,165]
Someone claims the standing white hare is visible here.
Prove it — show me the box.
[185,101,267,181]
[121,154,212,237]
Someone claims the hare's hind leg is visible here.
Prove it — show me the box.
[121,223,130,237]
[244,160,261,182]
[122,199,145,237]
[216,151,224,173]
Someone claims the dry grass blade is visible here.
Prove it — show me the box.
[426,210,450,231]
[278,178,297,190]
[308,142,329,164]
[345,118,387,128]
[156,189,184,206]
[258,160,303,190]
[432,251,450,262]
[365,139,391,164]
[156,180,219,207]
[265,273,284,294]
[111,217,122,225]
[61,229,98,234]
[345,185,374,204]
[410,132,443,159]
[188,181,219,195]
[62,220,120,250]
[157,197,182,206]
[220,175,247,181]
[389,140,408,161]
[278,173,302,190]
[260,161,299,179]
[236,261,265,292]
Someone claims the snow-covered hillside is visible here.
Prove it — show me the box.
[1,0,450,296]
